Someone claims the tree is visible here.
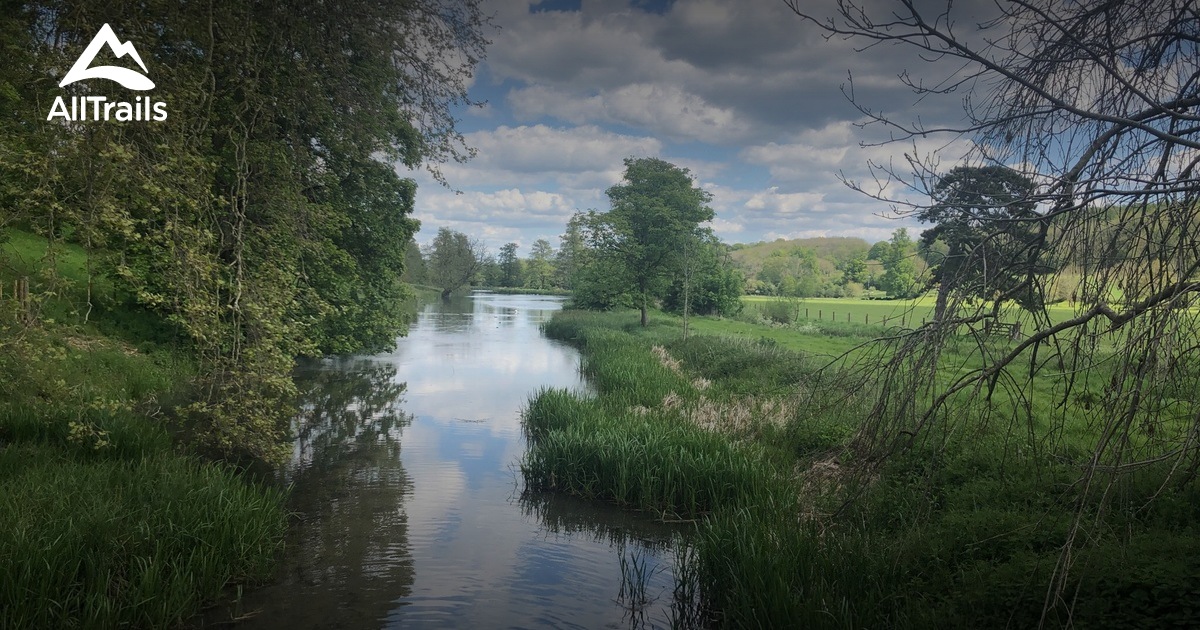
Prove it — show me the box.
[497,242,521,287]
[555,213,589,290]
[878,228,919,298]
[569,211,632,310]
[599,158,715,326]
[527,239,555,290]
[402,238,427,285]
[428,228,485,299]
[838,254,868,286]
[920,166,1045,321]
[663,230,743,320]
[866,241,889,261]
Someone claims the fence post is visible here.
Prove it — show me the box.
[865,313,869,325]
[17,277,30,324]
[805,308,809,319]
[819,310,822,320]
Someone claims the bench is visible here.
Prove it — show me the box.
[981,320,1021,340]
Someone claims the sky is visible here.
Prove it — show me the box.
[402,0,992,252]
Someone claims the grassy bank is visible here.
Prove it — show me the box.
[523,308,1200,628]
[1,230,288,628]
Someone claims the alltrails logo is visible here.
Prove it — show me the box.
[48,23,167,122]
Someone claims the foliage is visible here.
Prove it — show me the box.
[878,228,921,298]
[593,158,715,326]
[555,212,589,290]
[920,166,1046,318]
[427,227,486,299]
[0,0,489,461]
[497,242,522,288]
[662,233,743,317]
[529,308,1200,628]
[790,1,1200,618]
[527,238,555,290]
[729,236,873,296]
[0,284,285,628]
[401,238,427,285]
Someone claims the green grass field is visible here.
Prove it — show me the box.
[741,294,1081,326]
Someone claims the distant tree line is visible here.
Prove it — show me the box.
[407,158,743,322]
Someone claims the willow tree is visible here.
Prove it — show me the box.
[428,228,486,299]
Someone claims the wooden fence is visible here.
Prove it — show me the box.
[1,277,33,323]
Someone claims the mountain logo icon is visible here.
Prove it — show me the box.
[59,23,154,91]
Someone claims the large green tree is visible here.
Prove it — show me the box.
[920,165,1044,320]
[497,242,521,287]
[597,158,715,326]
[428,228,485,299]
[554,212,589,290]
[662,230,743,318]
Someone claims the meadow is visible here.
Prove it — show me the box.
[0,230,288,628]
[740,294,1081,327]
[522,308,1200,628]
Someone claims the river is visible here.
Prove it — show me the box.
[209,292,684,628]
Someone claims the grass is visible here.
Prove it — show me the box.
[1,229,288,628]
[523,307,1200,628]
[0,444,286,629]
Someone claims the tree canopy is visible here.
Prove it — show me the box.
[920,166,1045,318]
[428,228,486,299]
[594,158,715,326]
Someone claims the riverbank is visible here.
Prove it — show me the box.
[0,230,288,628]
[475,286,572,296]
[524,308,1200,627]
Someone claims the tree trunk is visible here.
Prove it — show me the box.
[933,282,949,322]
[640,291,648,327]
[441,287,452,300]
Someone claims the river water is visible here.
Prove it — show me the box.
[212,293,684,628]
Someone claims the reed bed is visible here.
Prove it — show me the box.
[523,390,783,518]
[0,445,286,629]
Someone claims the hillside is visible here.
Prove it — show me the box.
[728,236,889,297]
[729,236,872,273]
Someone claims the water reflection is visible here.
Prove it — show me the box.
[203,293,683,629]
[216,359,416,628]
[289,358,412,478]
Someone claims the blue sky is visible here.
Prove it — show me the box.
[403,0,988,252]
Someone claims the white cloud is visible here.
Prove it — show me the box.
[466,124,663,174]
[509,83,751,144]
[397,0,1010,248]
